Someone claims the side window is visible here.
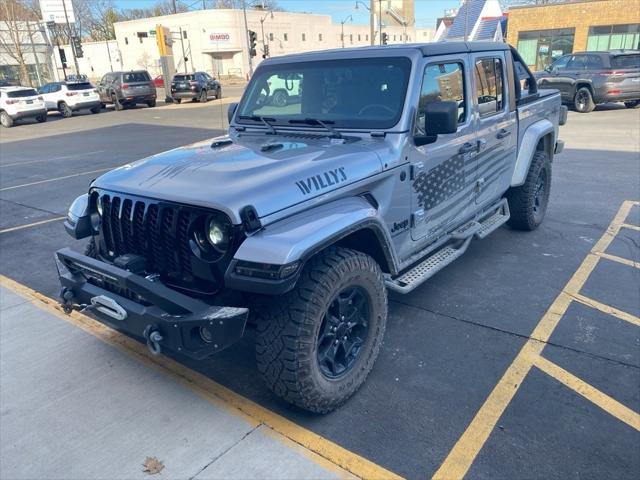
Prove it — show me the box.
[51,84,61,93]
[418,61,466,132]
[551,55,571,71]
[567,55,587,70]
[585,55,603,69]
[38,84,50,94]
[475,57,504,117]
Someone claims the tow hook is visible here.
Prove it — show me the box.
[60,288,96,315]
[143,325,163,356]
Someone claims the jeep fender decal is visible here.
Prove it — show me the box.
[296,167,347,195]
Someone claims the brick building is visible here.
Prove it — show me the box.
[506,0,640,70]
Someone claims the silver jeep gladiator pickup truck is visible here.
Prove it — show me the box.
[56,42,567,413]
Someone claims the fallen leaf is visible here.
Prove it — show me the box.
[142,456,165,475]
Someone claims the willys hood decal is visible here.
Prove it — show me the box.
[92,135,383,223]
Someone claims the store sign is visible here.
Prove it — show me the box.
[206,31,232,45]
[39,0,75,24]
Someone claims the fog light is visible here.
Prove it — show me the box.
[199,326,213,343]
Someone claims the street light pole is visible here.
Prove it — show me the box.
[259,11,273,58]
[62,0,80,75]
[354,1,374,46]
[341,15,352,48]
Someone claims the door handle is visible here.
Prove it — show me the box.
[459,142,477,154]
[496,129,511,139]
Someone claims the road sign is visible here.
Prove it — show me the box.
[39,0,75,24]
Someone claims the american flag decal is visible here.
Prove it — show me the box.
[413,154,465,211]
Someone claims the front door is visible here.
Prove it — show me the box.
[470,52,517,207]
[410,54,478,242]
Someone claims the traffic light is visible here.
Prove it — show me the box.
[381,32,389,45]
[71,36,83,58]
[262,44,270,59]
[248,30,257,57]
[58,48,67,68]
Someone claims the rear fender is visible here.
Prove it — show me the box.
[511,119,554,187]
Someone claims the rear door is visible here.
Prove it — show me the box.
[409,53,477,242]
[470,51,517,207]
[38,83,53,109]
[97,74,111,102]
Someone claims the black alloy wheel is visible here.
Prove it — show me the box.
[532,167,548,224]
[316,286,371,379]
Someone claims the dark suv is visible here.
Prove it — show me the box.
[535,50,640,113]
[97,70,157,111]
[170,72,221,103]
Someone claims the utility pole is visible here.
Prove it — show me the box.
[172,0,177,14]
[179,27,187,72]
[341,15,353,48]
[106,41,113,71]
[242,0,253,77]
[62,0,79,75]
[378,0,382,46]
[26,21,42,86]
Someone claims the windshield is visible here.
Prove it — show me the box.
[237,57,412,129]
[611,54,640,69]
[122,72,150,83]
[7,89,37,98]
[67,82,93,90]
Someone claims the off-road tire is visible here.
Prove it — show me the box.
[199,89,208,103]
[112,94,123,111]
[272,90,288,107]
[506,150,551,231]
[173,98,182,104]
[573,87,595,113]
[36,114,47,122]
[90,106,100,114]
[1,111,14,128]
[255,247,388,413]
[216,87,222,99]
[59,102,72,118]
[624,100,640,109]
[147,99,156,108]
[84,238,97,258]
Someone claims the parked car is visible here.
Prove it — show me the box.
[0,86,47,127]
[170,72,221,103]
[153,75,164,88]
[535,50,640,112]
[57,42,566,413]
[96,70,156,111]
[66,74,88,82]
[38,81,101,117]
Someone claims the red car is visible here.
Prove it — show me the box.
[153,75,164,88]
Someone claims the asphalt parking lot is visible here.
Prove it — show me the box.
[1,96,638,479]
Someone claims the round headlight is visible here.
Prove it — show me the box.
[207,220,225,246]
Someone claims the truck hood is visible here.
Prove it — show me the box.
[92,134,384,224]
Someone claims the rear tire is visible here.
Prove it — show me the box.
[199,89,208,103]
[573,87,595,113]
[1,111,14,128]
[90,106,100,114]
[256,247,388,413]
[147,99,156,108]
[174,98,182,104]
[36,114,47,122]
[624,100,640,109]
[59,102,72,118]
[216,86,222,99]
[506,150,551,231]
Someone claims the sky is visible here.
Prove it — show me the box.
[113,0,462,29]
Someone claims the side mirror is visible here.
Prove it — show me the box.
[228,102,238,124]
[414,101,458,147]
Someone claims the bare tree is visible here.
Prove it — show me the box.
[0,0,38,85]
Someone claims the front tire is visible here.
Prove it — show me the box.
[256,247,388,413]
[624,100,640,109]
[506,150,551,231]
[574,87,595,113]
[36,114,47,122]
[216,86,222,99]
[1,111,14,128]
[199,89,208,103]
[112,94,123,111]
[146,99,156,108]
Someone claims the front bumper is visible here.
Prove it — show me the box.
[55,248,249,360]
[11,107,47,120]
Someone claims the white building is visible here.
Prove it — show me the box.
[57,40,122,82]
[113,9,434,79]
[0,20,53,86]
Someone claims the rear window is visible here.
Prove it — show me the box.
[67,82,93,91]
[7,89,37,98]
[173,74,195,81]
[122,72,151,82]
[611,54,640,69]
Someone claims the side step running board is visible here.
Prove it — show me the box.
[385,199,510,294]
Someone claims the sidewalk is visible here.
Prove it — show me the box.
[0,285,355,480]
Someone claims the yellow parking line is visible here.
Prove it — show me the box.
[0,168,111,192]
[433,200,636,480]
[0,274,402,480]
[533,355,640,431]
[0,216,66,234]
[571,293,640,327]
[594,251,640,269]
[621,224,640,232]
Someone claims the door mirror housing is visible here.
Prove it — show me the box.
[414,101,458,146]
[228,102,238,123]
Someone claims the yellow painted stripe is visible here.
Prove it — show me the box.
[533,355,640,431]
[621,224,640,232]
[571,293,640,327]
[433,200,636,480]
[594,251,640,269]
[0,274,402,480]
[0,216,65,234]
[0,168,110,192]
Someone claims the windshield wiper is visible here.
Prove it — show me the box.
[288,118,343,139]
[238,115,277,134]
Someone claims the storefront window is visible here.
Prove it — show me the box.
[517,28,575,71]
[587,24,640,51]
